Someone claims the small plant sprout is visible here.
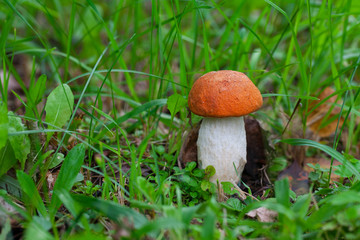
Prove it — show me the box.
[188,70,263,185]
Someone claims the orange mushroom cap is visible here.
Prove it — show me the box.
[188,70,263,118]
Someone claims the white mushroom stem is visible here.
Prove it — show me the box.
[197,117,247,184]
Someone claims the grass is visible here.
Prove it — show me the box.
[0,0,360,239]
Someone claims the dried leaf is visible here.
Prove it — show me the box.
[246,207,277,222]
[307,87,344,137]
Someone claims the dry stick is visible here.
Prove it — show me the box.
[231,182,258,201]
[281,98,302,136]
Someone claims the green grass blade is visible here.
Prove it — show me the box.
[280,138,360,180]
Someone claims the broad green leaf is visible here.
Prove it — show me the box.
[0,175,22,199]
[167,93,187,119]
[275,178,290,208]
[67,231,107,240]
[50,143,85,218]
[181,205,201,225]
[136,176,155,203]
[24,216,54,240]
[72,194,148,229]
[306,203,344,229]
[55,189,90,231]
[291,194,311,218]
[8,112,30,169]
[0,142,17,177]
[16,171,48,217]
[48,152,64,169]
[324,190,360,206]
[133,217,185,238]
[45,84,74,140]
[201,208,216,240]
[0,102,8,149]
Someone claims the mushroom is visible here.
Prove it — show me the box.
[188,70,263,184]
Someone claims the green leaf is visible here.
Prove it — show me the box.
[67,231,107,240]
[190,191,198,198]
[72,194,148,229]
[226,198,244,211]
[292,194,311,218]
[326,190,360,206]
[0,102,8,149]
[55,189,90,231]
[205,165,216,178]
[221,181,237,195]
[45,84,74,140]
[185,161,196,171]
[8,112,30,169]
[48,153,64,169]
[26,74,47,118]
[136,176,156,203]
[31,75,47,106]
[306,202,344,229]
[275,178,290,208]
[0,217,11,240]
[192,169,204,178]
[166,93,187,118]
[16,171,48,217]
[181,175,198,187]
[0,142,17,177]
[24,216,54,240]
[50,143,85,218]
[201,208,216,240]
[201,180,211,191]
[135,217,187,238]
[0,175,22,199]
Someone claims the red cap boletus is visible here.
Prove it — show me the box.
[188,70,263,118]
[187,70,263,187]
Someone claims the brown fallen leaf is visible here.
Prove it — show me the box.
[307,87,344,138]
[246,207,278,222]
